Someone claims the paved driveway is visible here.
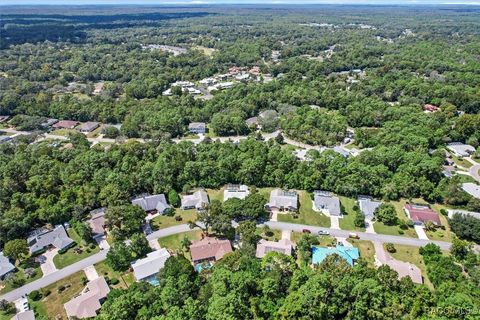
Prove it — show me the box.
[83,265,99,281]
[365,219,376,234]
[330,216,340,229]
[414,225,429,240]
[39,248,58,276]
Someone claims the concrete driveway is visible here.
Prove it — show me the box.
[330,216,340,229]
[83,265,99,281]
[281,230,291,240]
[365,219,376,234]
[39,248,58,276]
[414,225,429,240]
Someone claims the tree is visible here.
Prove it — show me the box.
[236,221,260,252]
[72,221,93,243]
[451,237,472,261]
[449,213,480,243]
[3,239,28,262]
[297,234,319,264]
[374,203,398,225]
[105,205,146,240]
[181,235,192,251]
[354,211,366,228]
[106,242,133,272]
[385,243,396,253]
[129,233,151,259]
[168,189,180,207]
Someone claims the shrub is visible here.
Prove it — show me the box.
[42,289,51,297]
[440,208,448,216]
[175,215,182,221]
[399,221,409,230]
[29,290,42,301]
[110,278,119,285]
[57,285,66,293]
[397,229,405,235]
[165,208,176,217]
[386,243,396,253]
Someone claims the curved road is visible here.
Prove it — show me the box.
[1,221,461,302]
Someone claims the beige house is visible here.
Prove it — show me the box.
[64,277,110,319]
[255,239,293,258]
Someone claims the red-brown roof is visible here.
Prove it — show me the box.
[423,104,439,112]
[53,120,79,129]
[189,237,232,262]
[405,204,441,225]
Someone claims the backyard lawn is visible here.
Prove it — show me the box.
[277,191,331,227]
[347,239,376,267]
[53,229,100,269]
[29,270,87,320]
[339,196,365,232]
[388,244,433,289]
[94,261,134,289]
[151,209,197,230]
[158,230,203,256]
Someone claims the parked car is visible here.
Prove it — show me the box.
[302,229,311,233]
[348,232,360,239]
[317,230,330,235]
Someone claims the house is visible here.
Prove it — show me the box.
[462,183,480,199]
[313,191,341,216]
[11,310,35,320]
[92,82,104,95]
[446,142,476,158]
[235,73,250,81]
[0,252,15,280]
[78,122,100,133]
[132,194,171,215]
[447,209,480,220]
[216,82,234,90]
[265,189,298,212]
[0,115,9,123]
[88,208,106,239]
[172,81,194,88]
[27,225,74,255]
[249,66,261,76]
[423,104,439,113]
[52,120,79,130]
[181,189,209,210]
[404,204,441,226]
[40,118,58,128]
[255,239,292,258]
[358,196,382,220]
[63,277,110,319]
[0,136,12,144]
[188,122,206,134]
[223,184,250,201]
[199,78,217,86]
[332,146,350,158]
[189,237,233,269]
[312,245,360,266]
[131,248,171,284]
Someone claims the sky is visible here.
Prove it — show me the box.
[2,0,480,5]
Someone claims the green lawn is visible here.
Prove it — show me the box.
[347,239,375,268]
[428,203,453,242]
[451,155,473,169]
[206,188,224,202]
[0,311,15,320]
[53,229,100,269]
[277,191,331,227]
[94,261,134,289]
[388,244,433,289]
[29,270,87,320]
[0,259,43,294]
[339,196,365,232]
[158,230,203,256]
[50,128,76,137]
[257,227,282,241]
[373,199,418,238]
[291,232,336,247]
[151,209,197,230]
[86,126,103,138]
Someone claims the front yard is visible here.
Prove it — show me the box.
[347,239,376,267]
[0,259,43,294]
[157,230,203,257]
[277,191,331,227]
[94,261,134,289]
[151,209,197,230]
[53,229,100,269]
[338,196,366,232]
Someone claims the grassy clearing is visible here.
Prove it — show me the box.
[86,126,103,138]
[277,191,331,227]
[53,229,100,269]
[194,46,216,56]
[373,199,418,238]
[94,261,134,289]
[339,196,365,232]
[151,209,197,230]
[451,155,473,169]
[206,188,224,202]
[347,239,375,267]
[50,128,76,137]
[158,230,203,256]
[29,270,86,320]
[388,244,433,289]
[427,203,453,242]
[256,227,282,241]
[291,232,336,247]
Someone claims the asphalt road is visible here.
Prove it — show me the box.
[2,220,463,302]
[468,162,480,183]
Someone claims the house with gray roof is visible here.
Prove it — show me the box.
[132,194,171,215]
[88,208,107,239]
[78,121,100,133]
[188,122,206,134]
[447,209,480,220]
[358,196,382,220]
[265,189,298,212]
[11,310,35,320]
[0,252,16,280]
[131,248,171,283]
[27,225,74,255]
[447,142,476,158]
[181,189,209,210]
[313,191,341,216]
[224,184,250,201]
[462,183,480,199]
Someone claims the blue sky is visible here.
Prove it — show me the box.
[3,0,480,5]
